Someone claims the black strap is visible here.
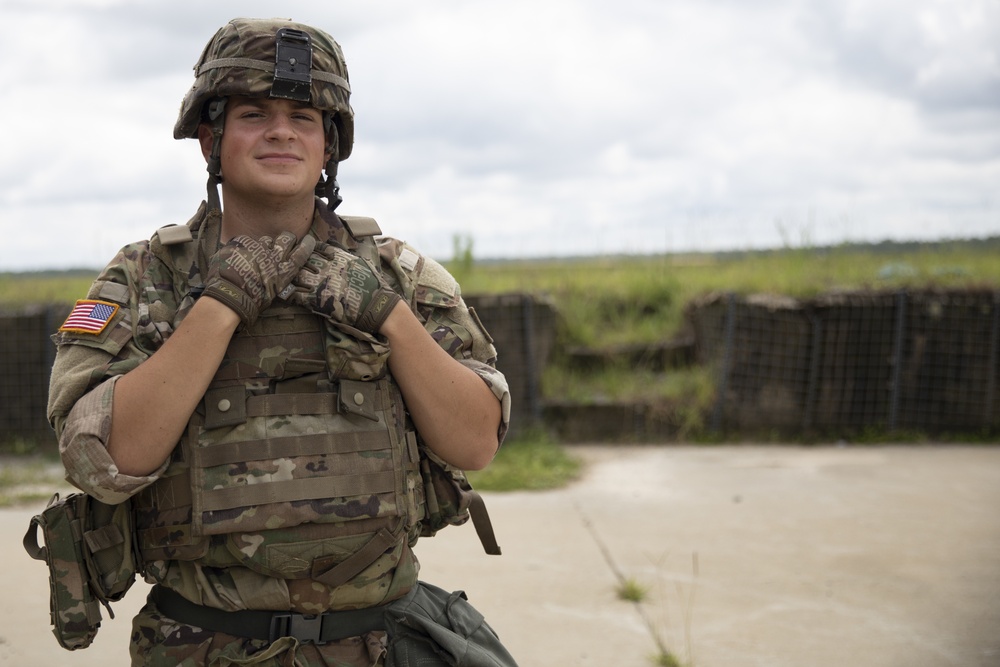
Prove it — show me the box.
[150,586,387,644]
[468,491,502,555]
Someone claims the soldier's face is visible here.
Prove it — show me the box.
[201,96,329,205]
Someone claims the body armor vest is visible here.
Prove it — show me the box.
[133,304,426,587]
[132,205,498,593]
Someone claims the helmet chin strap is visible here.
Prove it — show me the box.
[317,118,342,210]
[318,159,342,211]
[205,98,228,212]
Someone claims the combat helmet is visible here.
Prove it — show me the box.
[175,18,354,209]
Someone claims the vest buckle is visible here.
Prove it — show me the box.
[269,612,325,644]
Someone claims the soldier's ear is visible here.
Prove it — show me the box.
[197,124,214,162]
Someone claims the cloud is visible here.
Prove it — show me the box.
[798,0,1000,114]
[1,0,997,270]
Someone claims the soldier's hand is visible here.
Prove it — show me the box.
[287,243,401,334]
[203,231,316,325]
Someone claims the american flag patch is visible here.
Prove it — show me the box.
[60,300,120,334]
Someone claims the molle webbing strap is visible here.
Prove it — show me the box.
[311,527,400,588]
[200,471,398,513]
[83,524,125,554]
[246,392,339,417]
[468,492,502,556]
[233,385,387,418]
[193,431,390,468]
[138,434,395,510]
[143,474,192,509]
[215,328,322,370]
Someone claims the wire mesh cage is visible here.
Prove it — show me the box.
[688,289,1000,438]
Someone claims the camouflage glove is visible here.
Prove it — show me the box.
[288,243,402,334]
[203,231,316,325]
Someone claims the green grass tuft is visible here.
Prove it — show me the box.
[617,577,650,603]
[651,650,685,667]
[466,428,582,492]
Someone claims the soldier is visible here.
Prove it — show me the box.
[47,17,516,667]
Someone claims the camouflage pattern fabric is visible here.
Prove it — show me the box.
[133,354,424,609]
[24,492,140,650]
[23,494,104,650]
[203,231,316,325]
[128,582,519,667]
[130,596,388,666]
[289,242,402,333]
[47,200,510,617]
[174,18,354,163]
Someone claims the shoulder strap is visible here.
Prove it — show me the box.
[157,225,194,245]
[339,215,382,268]
[339,215,382,238]
[148,203,222,299]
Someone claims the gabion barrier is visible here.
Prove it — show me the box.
[687,289,1000,437]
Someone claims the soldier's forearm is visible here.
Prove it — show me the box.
[381,302,501,470]
[107,297,240,475]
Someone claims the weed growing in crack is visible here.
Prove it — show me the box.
[617,577,650,603]
[576,501,699,666]
[645,551,700,667]
[652,650,684,667]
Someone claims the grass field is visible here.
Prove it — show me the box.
[0,270,97,308]
[4,238,997,489]
[6,238,999,334]
[12,237,997,402]
[6,238,999,374]
[456,238,1000,425]
[453,238,1000,348]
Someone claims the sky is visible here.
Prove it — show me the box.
[1,0,998,270]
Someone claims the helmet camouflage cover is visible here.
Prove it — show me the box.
[174,17,354,162]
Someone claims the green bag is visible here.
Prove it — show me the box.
[23,492,139,650]
[384,582,519,667]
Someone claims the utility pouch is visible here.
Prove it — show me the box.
[23,493,139,650]
[419,449,502,555]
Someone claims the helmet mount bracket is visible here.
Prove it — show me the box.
[271,28,313,102]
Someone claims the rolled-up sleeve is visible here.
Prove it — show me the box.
[57,375,167,504]
[47,240,170,503]
[460,359,511,444]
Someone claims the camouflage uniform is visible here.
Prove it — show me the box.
[48,202,511,666]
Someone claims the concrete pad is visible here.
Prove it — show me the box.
[421,445,1000,667]
[3,445,1000,667]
